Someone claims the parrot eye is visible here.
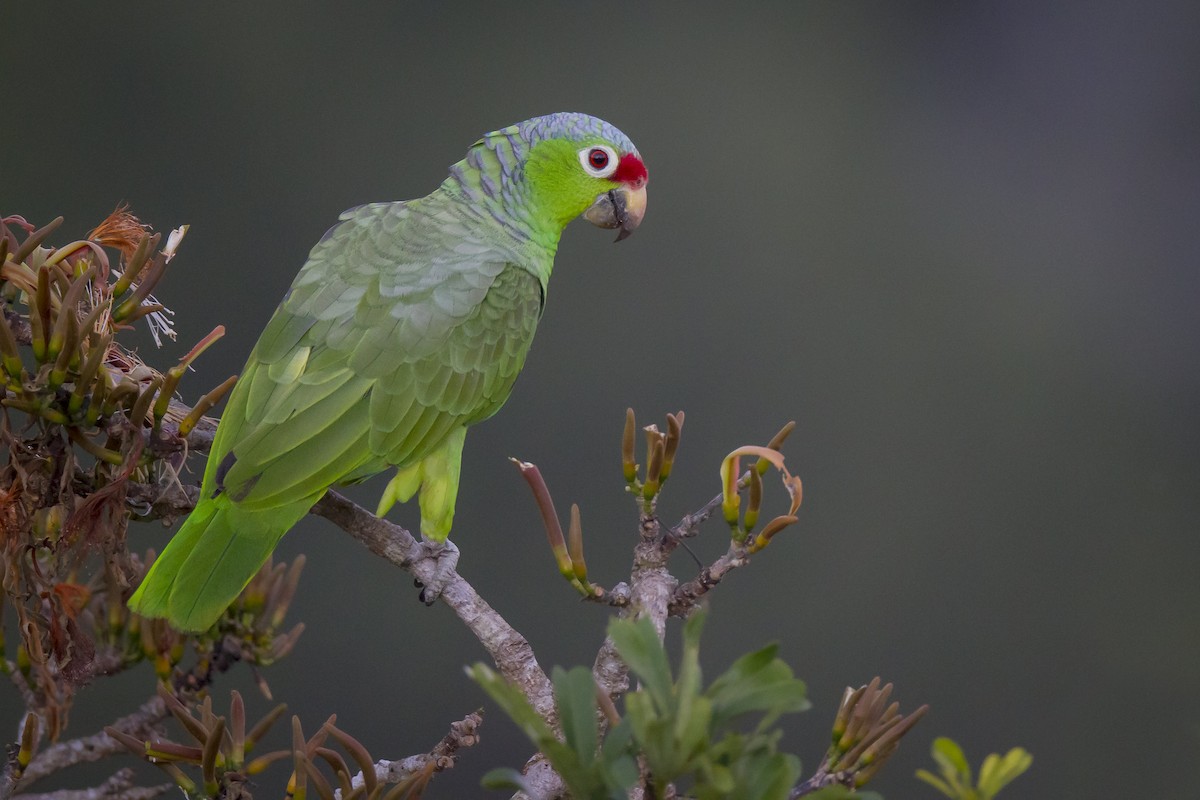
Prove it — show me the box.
[578,145,619,178]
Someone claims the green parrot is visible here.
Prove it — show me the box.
[129,113,648,631]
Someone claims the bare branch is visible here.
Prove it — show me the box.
[16,697,167,791]
[670,486,731,541]
[14,769,170,800]
[669,541,752,617]
[789,770,854,798]
[341,710,483,796]
[311,491,558,728]
[5,670,38,714]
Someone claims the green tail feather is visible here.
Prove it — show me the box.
[129,493,316,632]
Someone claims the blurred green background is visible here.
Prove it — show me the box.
[4,2,1198,798]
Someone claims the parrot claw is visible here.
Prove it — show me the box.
[413,538,459,605]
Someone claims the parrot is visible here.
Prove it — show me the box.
[129,112,648,632]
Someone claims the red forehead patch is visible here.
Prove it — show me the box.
[613,153,648,186]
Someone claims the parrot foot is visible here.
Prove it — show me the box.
[413,538,459,605]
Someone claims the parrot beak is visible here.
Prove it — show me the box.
[584,183,648,242]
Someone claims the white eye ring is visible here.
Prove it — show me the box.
[578,145,619,178]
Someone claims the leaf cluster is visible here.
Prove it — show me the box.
[473,611,811,799]
[0,210,279,743]
[107,685,289,798]
[915,737,1031,800]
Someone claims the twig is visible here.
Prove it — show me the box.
[668,466,756,542]
[14,768,170,800]
[141,400,218,457]
[5,670,37,716]
[668,541,752,617]
[16,697,167,791]
[669,489,726,540]
[789,770,853,798]
[341,710,483,796]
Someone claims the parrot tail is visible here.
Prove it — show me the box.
[129,494,314,632]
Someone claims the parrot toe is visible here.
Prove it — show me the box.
[412,538,460,605]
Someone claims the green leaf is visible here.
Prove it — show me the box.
[705,762,735,793]
[978,753,1001,800]
[600,718,634,765]
[931,737,971,786]
[706,644,810,729]
[599,720,639,794]
[735,750,802,800]
[625,691,684,780]
[678,695,714,765]
[674,611,706,742]
[468,663,591,793]
[608,617,674,711]
[553,666,599,770]
[915,768,959,799]
[467,664,555,745]
[976,747,1032,799]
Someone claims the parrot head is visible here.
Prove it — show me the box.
[576,143,649,242]
[465,113,648,242]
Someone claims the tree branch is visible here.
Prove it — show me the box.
[122,479,199,522]
[14,769,170,800]
[142,401,218,457]
[341,710,483,796]
[15,696,167,791]
[311,492,558,728]
[789,770,853,798]
[669,489,726,540]
[93,482,560,729]
[668,540,752,617]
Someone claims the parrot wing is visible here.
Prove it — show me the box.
[207,200,543,512]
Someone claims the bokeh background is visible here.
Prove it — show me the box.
[5,2,1199,798]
